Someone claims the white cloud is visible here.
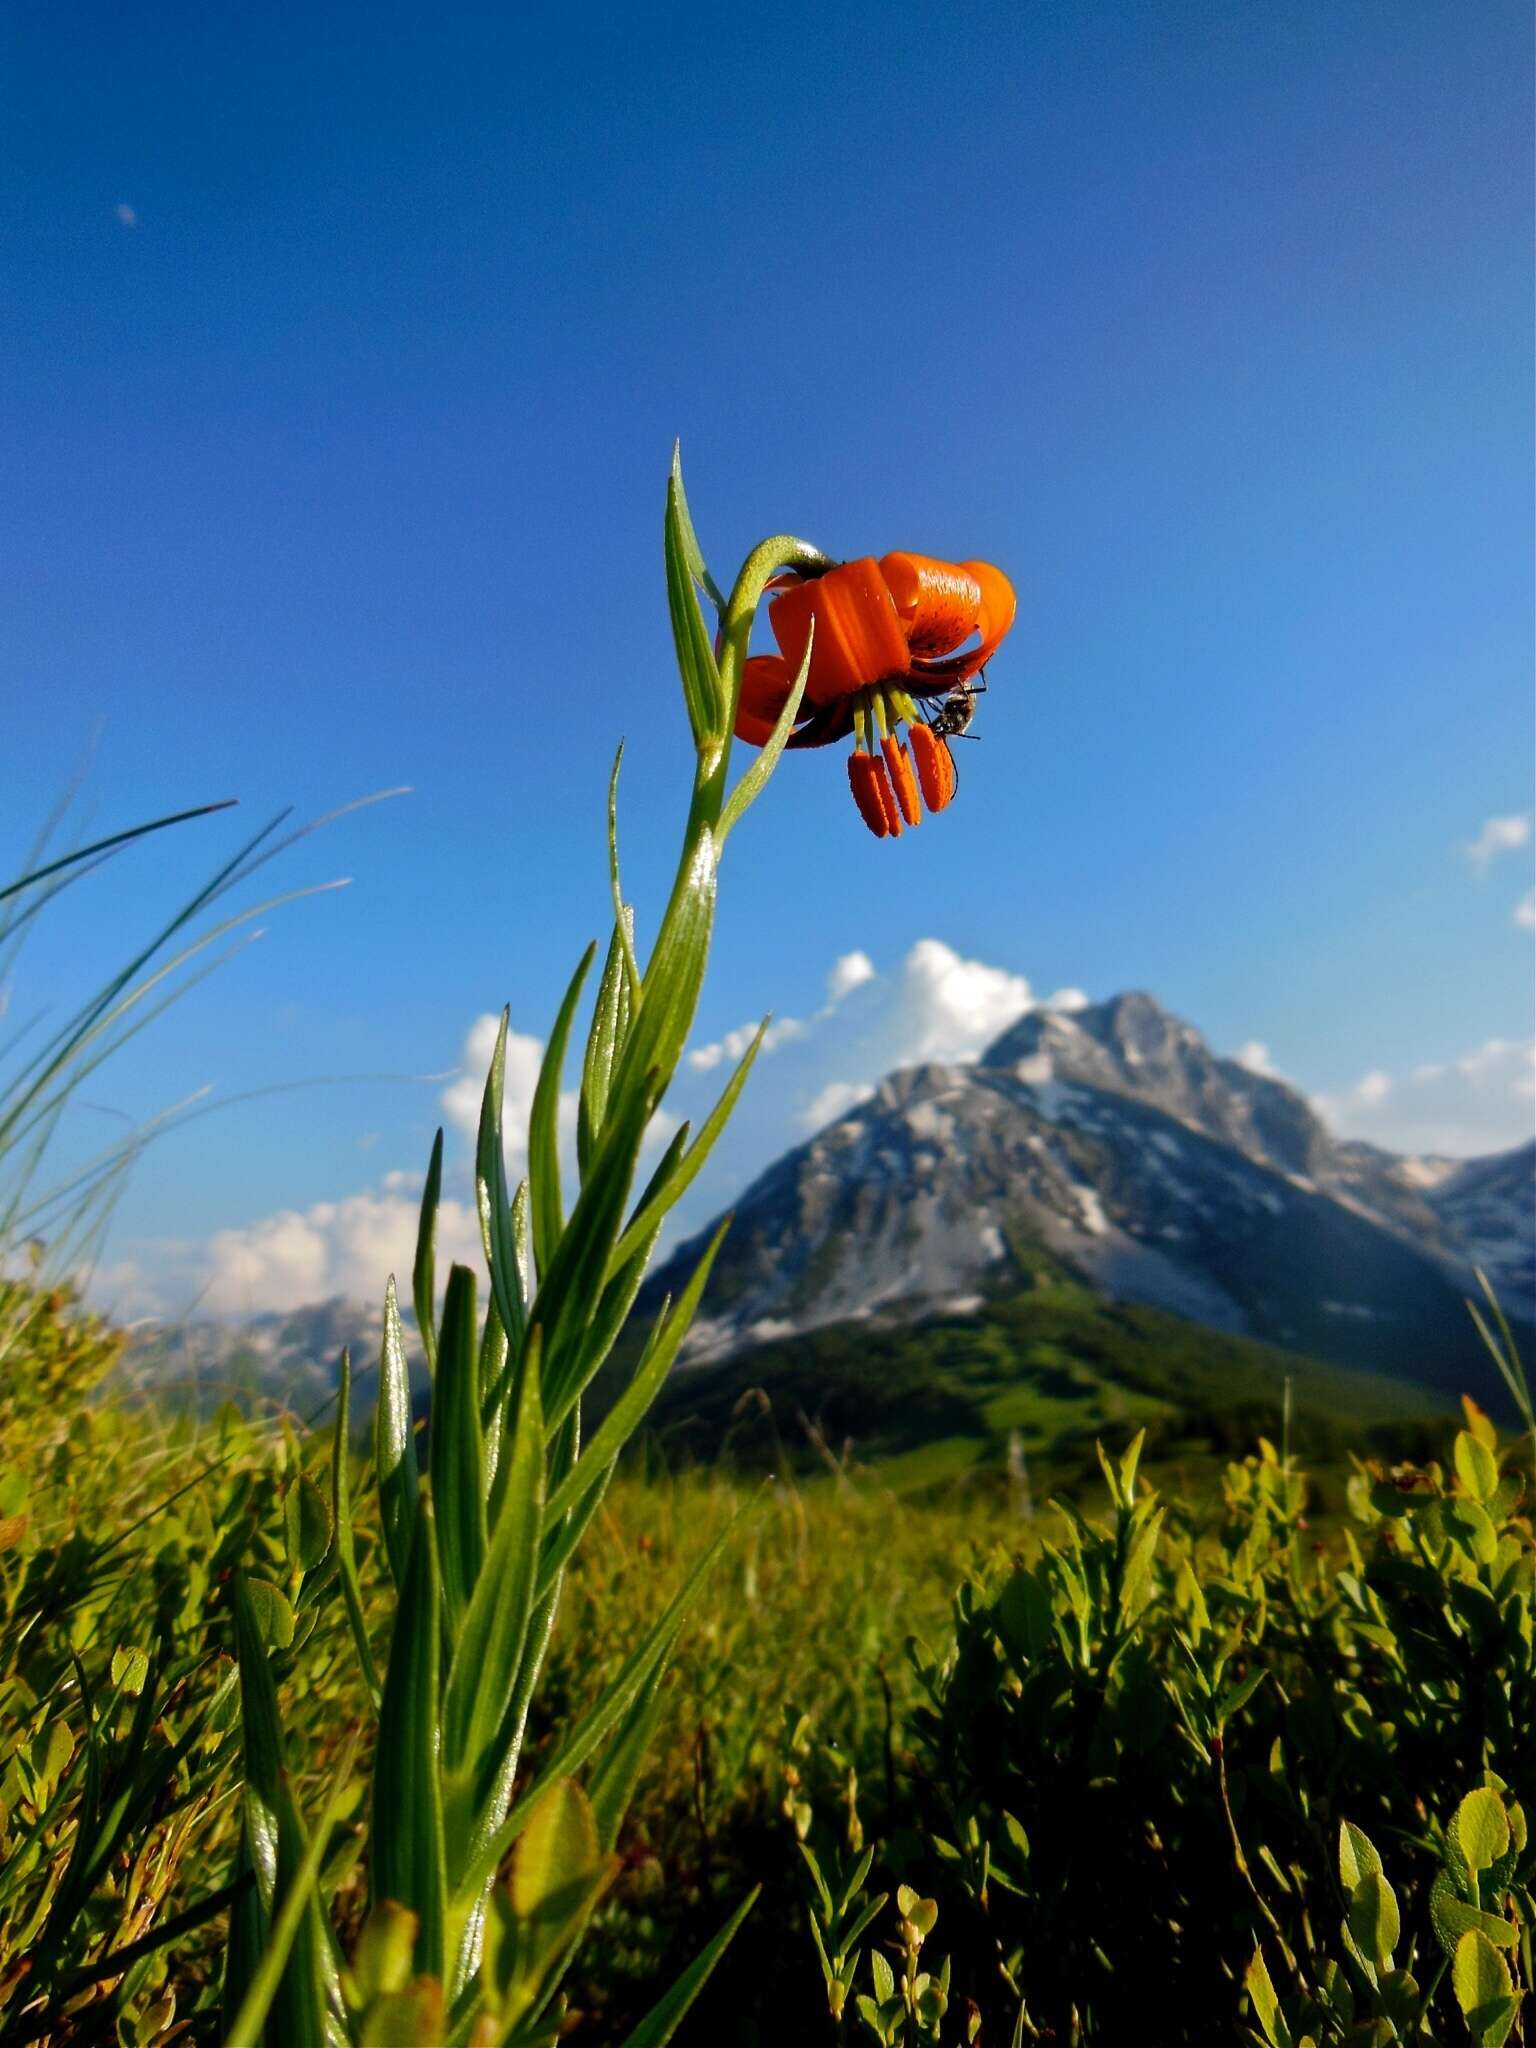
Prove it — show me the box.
[1464,814,1531,870]
[686,1016,804,1073]
[827,951,876,1004]
[1316,1038,1535,1156]
[1232,1040,1281,1078]
[899,938,1034,1063]
[97,1183,485,1322]
[1043,986,1090,1013]
[1516,889,1536,932]
[800,1079,875,1131]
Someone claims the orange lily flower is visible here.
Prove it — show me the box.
[733,551,1015,839]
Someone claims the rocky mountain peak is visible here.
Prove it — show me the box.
[981,991,1333,1180]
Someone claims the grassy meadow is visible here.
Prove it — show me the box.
[1,1269,1532,2044]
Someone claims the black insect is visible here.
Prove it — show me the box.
[923,672,988,740]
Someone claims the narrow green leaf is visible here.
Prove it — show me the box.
[476,1011,529,1354]
[664,467,725,745]
[607,1019,764,1278]
[376,1274,419,1593]
[667,442,726,619]
[617,1885,759,2047]
[611,824,717,1113]
[464,1512,740,1897]
[606,747,641,1004]
[372,1494,447,1982]
[331,1347,381,1711]
[413,1127,443,1377]
[529,942,596,1283]
[534,1077,655,1425]
[544,1220,659,1437]
[223,1741,357,2048]
[798,1842,834,1922]
[546,1218,730,1528]
[431,1265,489,1634]
[221,1828,263,2038]
[586,1658,670,1856]
[1119,1428,1146,1502]
[478,1293,510,1492]
[263,1771,330,2048]
[534,1457,616,1608]
[1216,1668,1268,1729]
[579,914,636,1177]
[443,1331,546,1833]
[717,625,815,844]
[232,1573,284,1908]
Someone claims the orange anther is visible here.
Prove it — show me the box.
[847,752,902,837]
[908,722,956,813]
[881,734,921,827]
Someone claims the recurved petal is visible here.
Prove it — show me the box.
[963,560,1017,663]
[770,559,910,704]
[734,654,795,746]
[878,553,983,658]
[907,558,1017,686]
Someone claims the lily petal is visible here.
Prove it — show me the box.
[907,559,1017,688]
[878,553,983,659]
[770,558,910,705]
[734,654,795,747]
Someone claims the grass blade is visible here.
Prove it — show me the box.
[475,1013,529,1354]
[665,463,725,744]
[617,1886,760,2047]
[611,826,717,1117]
[372,1495,447,1981]
[223,1738,358,2048]
[607,1022,763,1277]
[578,916,636,1177]
[464,1513,740,1896]
[443,1328,546,1862]
[331,1347,381,1712]
[430,1265,489,1636]
[529,943,597,1284]
[547,1218,730,1529]
[413,1127,444,1377]
[376,1275,420,1593]
[0,798,236,909]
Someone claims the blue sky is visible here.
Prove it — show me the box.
[4,0,1532,1318]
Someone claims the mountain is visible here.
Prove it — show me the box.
[119,992,1533,1445]
[640,992,1534,1408]
[116,1296,396,1413]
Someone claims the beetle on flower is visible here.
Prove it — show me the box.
[732,552,1017,839]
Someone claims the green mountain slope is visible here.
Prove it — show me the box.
[639,1261,1451,1495]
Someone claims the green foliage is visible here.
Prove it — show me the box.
[636,1285,1452,1520]
[0,1260,124,1431]
[894,1409,1532,2041]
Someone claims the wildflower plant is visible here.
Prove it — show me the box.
[224,454,1015,2044]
